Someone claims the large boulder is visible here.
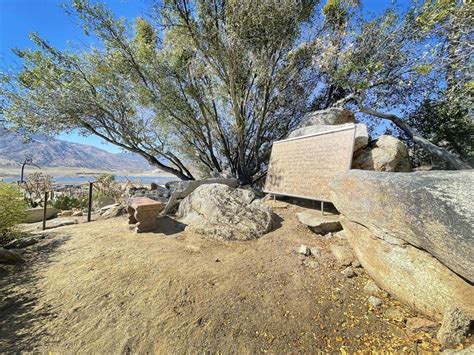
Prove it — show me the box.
[352,135,412,172]
[162,178,239,215]
[24,207,58,223]
[289,123,369,152]
[298,107,355,126]
[177,184,273,241]
[340,216,474,320]
[330,170,474,282]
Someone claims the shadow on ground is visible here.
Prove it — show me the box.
[0,235,70,352]
[272,213,284,231]
[153,216,187,236]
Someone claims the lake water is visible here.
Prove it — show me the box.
[1,175,179,185]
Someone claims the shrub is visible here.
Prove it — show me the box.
[51,195,88,211]
[94,173,122,201]
[23,172,53,204]
[0,182,28,236]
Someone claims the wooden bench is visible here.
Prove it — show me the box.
[127,197,164,233]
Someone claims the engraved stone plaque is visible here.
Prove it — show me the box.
[264,125,355,202]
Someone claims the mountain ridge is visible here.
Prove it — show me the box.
[0,128,153,172]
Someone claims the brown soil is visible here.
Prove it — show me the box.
[1,202,445,353]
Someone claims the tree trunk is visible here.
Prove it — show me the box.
[145,155,194,181]
[358,106,471,170]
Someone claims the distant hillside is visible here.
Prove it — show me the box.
[0,128,153,172]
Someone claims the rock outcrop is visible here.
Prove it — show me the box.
[341,216,474,320]
[352,135,412,172]
[330,170,474,320]
[330,170,473,282]
[177,184,273,241]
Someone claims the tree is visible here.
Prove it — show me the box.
[313,0,472,169]
[1,0,321,183]
[1,29,195,180]
[2,0,471,181]
[408,99,472,160]
[409,0,473,161]
[309,0,361,110]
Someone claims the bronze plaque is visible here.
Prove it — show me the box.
[264,125,355,202]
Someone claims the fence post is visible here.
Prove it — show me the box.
[42,191,48,231]
[87,182,93,222]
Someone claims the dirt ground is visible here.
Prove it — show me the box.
[0,201,447,353]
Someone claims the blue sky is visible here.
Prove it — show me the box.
[1,0,149,153]
[0,0,409,153]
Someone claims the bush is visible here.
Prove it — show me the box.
[23,172,53,205]
[0,182,27,236]
[94,173,122,201]
[51,195,88,211]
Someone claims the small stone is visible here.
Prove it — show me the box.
[406,317,438,333]
[330,243,354,266]
[297,245,311,256]
[296,211,342,234]
[310,247,322,257]
[215,258,221,263]
[368,296,383,308]
[363,280,388,298]
[384,307,406,323]
[437,307,471,348]
[351,259,361,268]
[72,210,83,217]
[341,266,356,278]
[61,210,73,217]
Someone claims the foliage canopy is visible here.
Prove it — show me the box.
[1,0,472,179]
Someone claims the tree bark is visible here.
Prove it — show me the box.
[358,106,471,170]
